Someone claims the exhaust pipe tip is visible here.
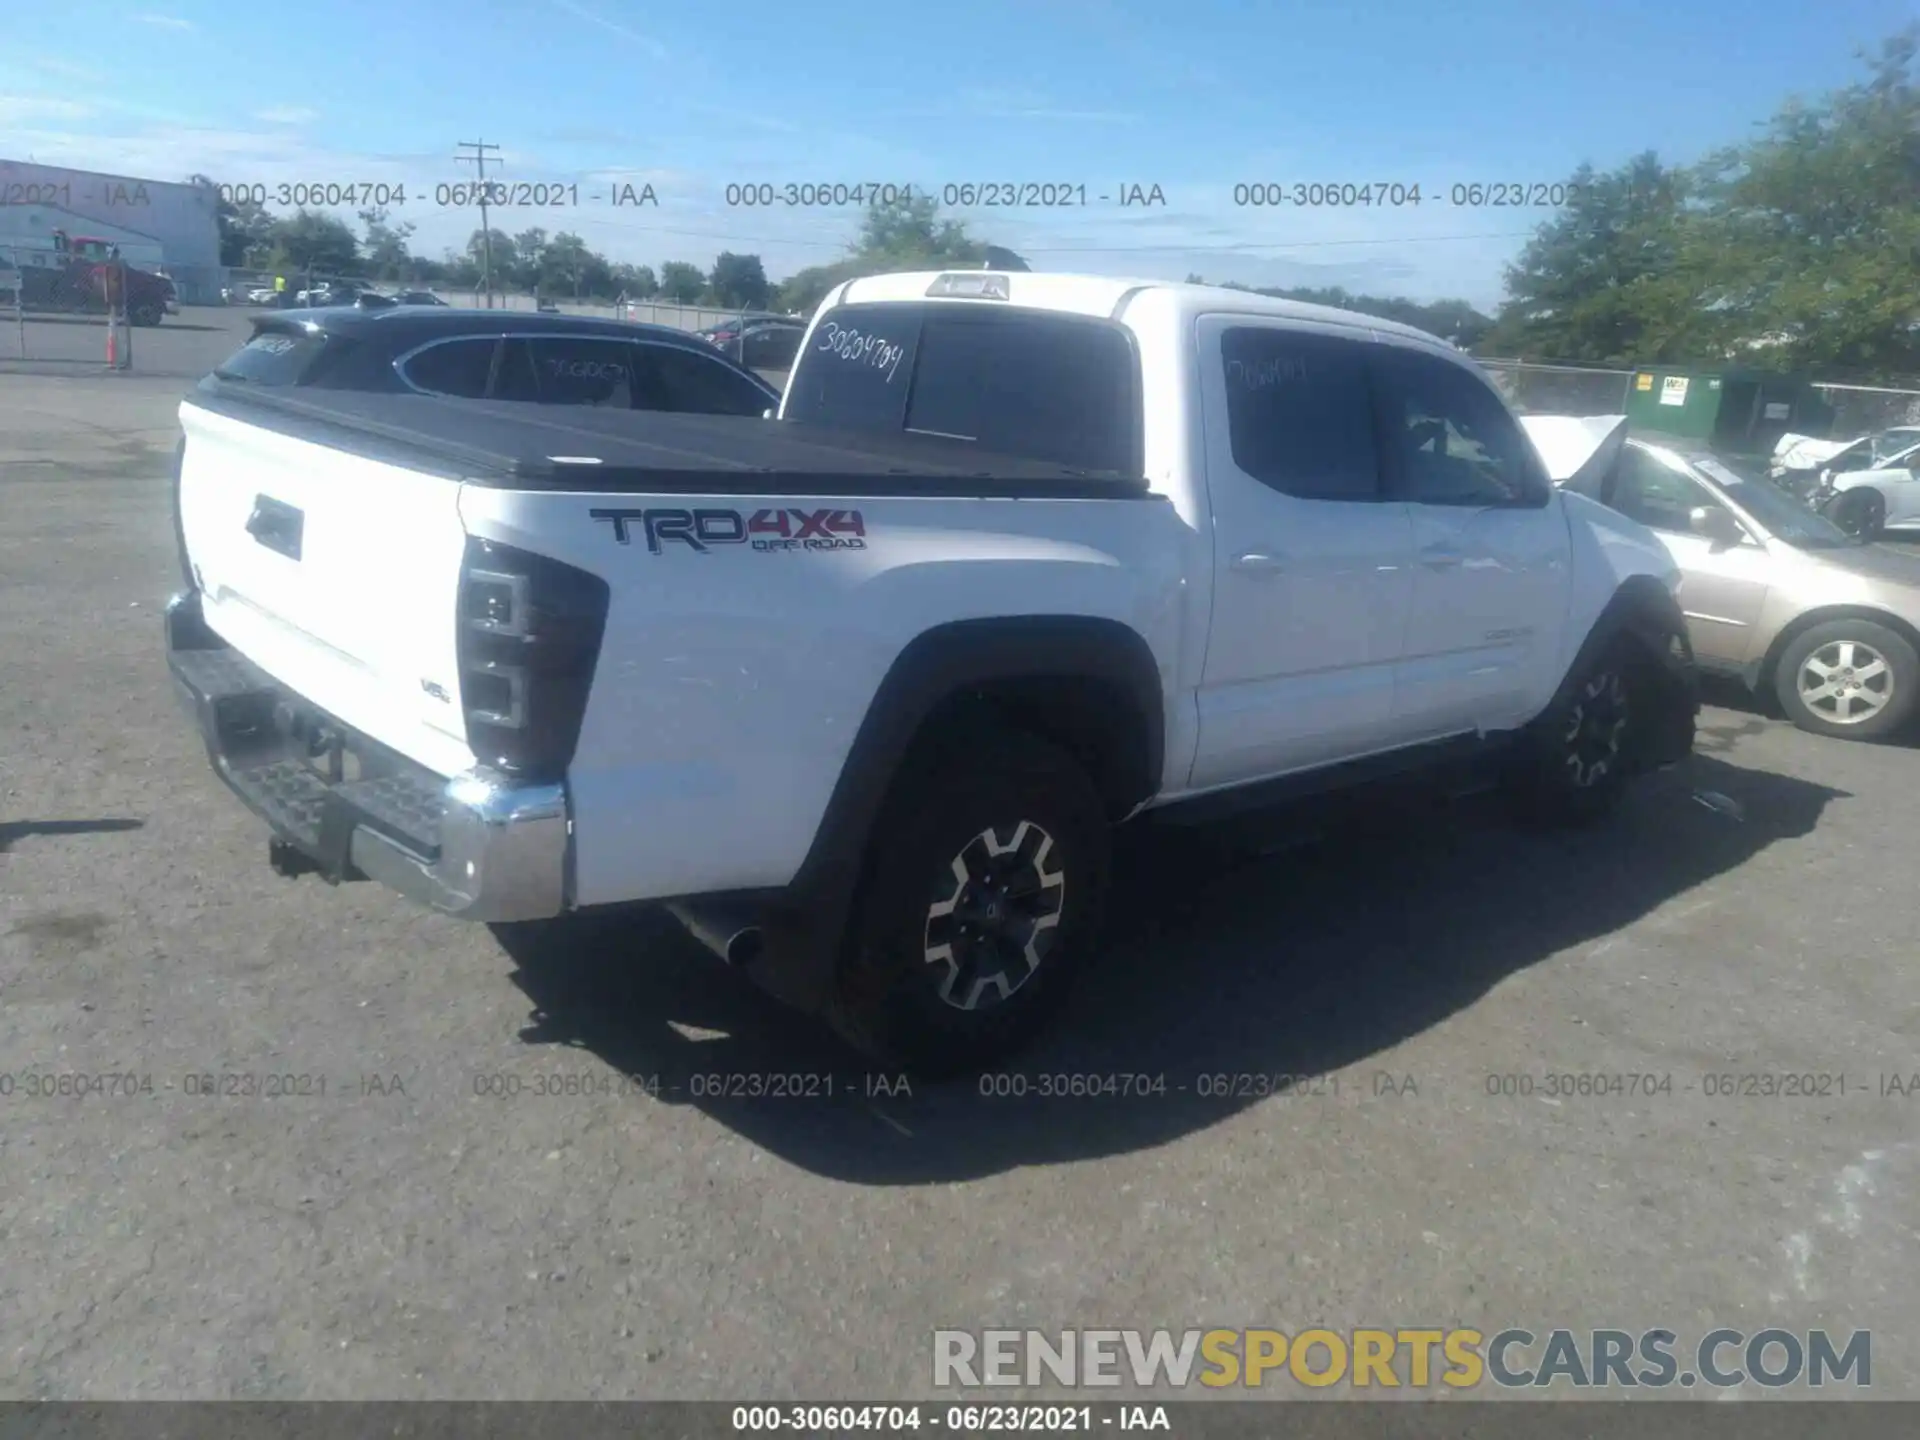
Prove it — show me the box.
[667,901,766,968]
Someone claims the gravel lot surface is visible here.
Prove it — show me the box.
[2,372,1916,1402]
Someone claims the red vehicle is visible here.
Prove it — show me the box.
[3,229,176,326]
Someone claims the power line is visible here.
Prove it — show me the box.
[548,212,1539,255]
[453,140,502,306]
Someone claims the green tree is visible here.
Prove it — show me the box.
[1693,24,1920,378]
[512,227,550,291]
[191,174,277,268]
[856,191,983,265]
[658,261,707,303]
[358,206,416,280]
[1482,153,1713,364]
[775,194,994,314]
[612,262,658,299]
[270,209,360,275]
[709,251,771,308]
[539,232,607,298]
[464,229,517,290]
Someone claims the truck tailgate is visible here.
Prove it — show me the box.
[176,398,476,778]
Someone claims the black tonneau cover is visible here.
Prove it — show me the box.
[184,382,1153,499]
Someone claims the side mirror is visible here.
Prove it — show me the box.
[1689,505,1744,547]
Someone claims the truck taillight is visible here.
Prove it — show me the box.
[456,538,610,783]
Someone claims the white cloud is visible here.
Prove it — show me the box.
[951,88,1138,124]
[0,97,95,123]
[255,106,320,125]
[135,13,196,30]
[32,57,109,83]
[549,0,667,59]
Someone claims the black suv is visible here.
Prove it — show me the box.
[207,307,780,415]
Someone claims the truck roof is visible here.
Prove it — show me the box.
[829,270,1452,348]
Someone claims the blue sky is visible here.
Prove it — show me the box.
[1,0,1911,307]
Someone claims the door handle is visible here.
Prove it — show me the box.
[1231,551,1284,573]
[1419,544,1464,570]
[246,495,304,561]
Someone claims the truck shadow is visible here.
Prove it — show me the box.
[490,739,1842,1184]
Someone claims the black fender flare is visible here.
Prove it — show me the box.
[1546,575,1699,772]
[745,614,1165,1012]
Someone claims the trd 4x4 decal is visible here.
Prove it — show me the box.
[590,507,868,555]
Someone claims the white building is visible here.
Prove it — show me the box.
[0,160,222,301]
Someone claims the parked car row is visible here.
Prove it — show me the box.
[1542,420,1920,741]
[1772,425,1920,539]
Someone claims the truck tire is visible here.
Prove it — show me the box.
[130,300,164,327]
[1772,618,1918,741]
[827,726,1110,1078]
[1506,642,1644,826]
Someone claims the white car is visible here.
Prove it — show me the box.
[164,270,1699,1073]
[1814,440,1920,538]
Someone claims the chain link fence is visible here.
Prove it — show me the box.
[1477,359,1636,416]
[1812,382,1920,439]
[1,247,136,371]
[217,269,791,337]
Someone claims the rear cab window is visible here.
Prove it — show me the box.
[783,300,1143,478]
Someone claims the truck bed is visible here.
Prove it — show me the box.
[183,382,1155,500]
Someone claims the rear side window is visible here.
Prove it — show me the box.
[906,310,1139,474]
[520,338,637,407]
[399,338,497,399]
[635,344,772,416]
[1219,327,1382,501]
[212,328,334,386]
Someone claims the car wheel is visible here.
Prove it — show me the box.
[130,300,163,327]
[1506,644,1644,826]
[1830,488,1886,540]
[1772,619,1918,741]
[827,726,1111,1078]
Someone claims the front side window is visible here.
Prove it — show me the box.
[1218,327,1382,501]
[1608,447,1730,536]
[1372,346,1549,507]
[519,338,638,407]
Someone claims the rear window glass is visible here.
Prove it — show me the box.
[212,328,333,386]
[784,302,1141,475]
[783,303,922,431]
[907,310,1138,474]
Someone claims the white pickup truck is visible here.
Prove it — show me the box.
[167,269,1698,1073]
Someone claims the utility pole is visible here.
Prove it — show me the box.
[454,139,502,308]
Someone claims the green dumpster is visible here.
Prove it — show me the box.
[1624,365,1821,455]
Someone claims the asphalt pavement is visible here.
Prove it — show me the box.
[1,372,1917,1401]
